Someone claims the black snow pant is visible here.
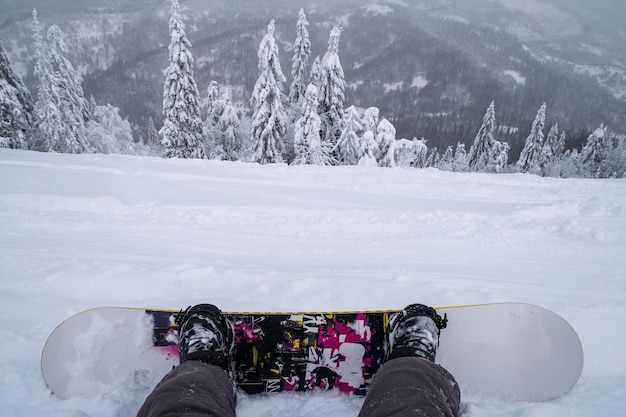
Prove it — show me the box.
[358,357,460,417]
[137,357,460,417]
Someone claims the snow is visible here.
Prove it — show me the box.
[363,5,393,15]
[411,75,428,89]
[1,148,626,417]
[383,81,403,92]
[504,69,526,85]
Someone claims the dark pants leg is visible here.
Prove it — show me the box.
[137,361,236,417]
[358,357,460,417]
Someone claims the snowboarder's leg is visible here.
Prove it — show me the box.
[137,361,236,417]
[358,357,460,417]
[358,304,460,417]
[137,304,236,417]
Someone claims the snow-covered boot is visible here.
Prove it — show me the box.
[385,304,448,362]
[176,304,234,375]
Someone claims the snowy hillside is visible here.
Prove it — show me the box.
[1,148,625,416]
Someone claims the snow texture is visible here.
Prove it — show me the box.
[1,148,625,417]
[504,70,526,85]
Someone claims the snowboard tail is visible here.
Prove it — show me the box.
[41,303,584,402]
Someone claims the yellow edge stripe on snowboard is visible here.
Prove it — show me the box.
[87,302,514,315]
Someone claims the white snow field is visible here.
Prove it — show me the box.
[1,148,625,416]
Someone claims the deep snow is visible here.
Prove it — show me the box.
[1,148,625,416]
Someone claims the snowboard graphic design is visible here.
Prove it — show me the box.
[41,303,583,402]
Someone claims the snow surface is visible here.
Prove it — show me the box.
[1,148,625,417]
[504,70,526,85]
[411,75,428,89]
[383,81,403,93]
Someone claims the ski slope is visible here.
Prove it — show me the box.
[1,148,625,416]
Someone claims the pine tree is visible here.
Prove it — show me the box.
[358,130,378,167]
[309,56,321,88]
[292,83,332,165]
[491,141,510,172]
[539,123,559,173]
[251,20,287,164]
[318,26,346,162]
[377,118,397,167]
[468,101,496,170]
[362,107,379,140]
[555,130,566,159]
[145,116,162,151]
[336,105,363,165]
[602,133,626,178]
[205,80,220,131]
[438,146,455,170]
[204,80,224,156]
[215,88,243,161]
[86,103,136,154]
[581,124,608,177]
[31,9,47,106]
[0,37,34,149]
[161,0,205,159]
[518,103,547,173]
[32,20,89,153]
[31,9,56,150]
[288,9,311,106]
[540,126,568,177]
[453,142,468,172]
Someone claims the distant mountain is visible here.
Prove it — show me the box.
[1,0,624,157]
[418,0,626,101]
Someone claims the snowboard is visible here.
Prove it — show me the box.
[41,303,583,402]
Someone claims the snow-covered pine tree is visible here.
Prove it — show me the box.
[538,123,559,174]
[217,89,244,161]
[309,56,321,88]
[88,95,97,116]
[32,19,89,153]
[204,80,225,157]
[318,26,346,162]
[377,118,397,167]
[205,80,221,131]
[437,146,455,170]
[555,130,566,159]
[394,137,428,168]
[602,133,626,178]
[31,9,47,103]
[451,142,467,172]
[491,141,510,172]
[145,116,162,151]
[336,105,363,165]
[468,101,496,171]
[0,37,34,149]
[540,125,569,177]
[86,103,136,154]
[425,148,439,168]
[581,124,608,177]
[285,9,312,162]
[288,9,311,106]
[358,130,378,167]
[517,103,547,173]
[48,26,92,124]
[251,20,287,164]
[160,0,205,159]
[48,25,92,127]
[362,107,379,139]
[292,83,332,165]
[31,9,54,150]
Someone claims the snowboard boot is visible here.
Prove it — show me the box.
[385,303,448,362]
[176,304,234,376]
